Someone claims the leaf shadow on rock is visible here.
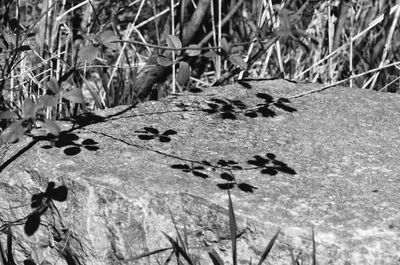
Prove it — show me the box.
[0,112,110,173]
[170,152,296,193]
[198,93,297,120]
[41,132,100,156]
[134,126,177,143]
[247,153,297,175]
[244,93,297,118]
[23,174,68,236]
[202,98,248,120]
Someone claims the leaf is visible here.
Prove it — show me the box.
[48,185,68,202]
[100,30,119,50]
[78,45,99,62]
[84,145,99,151]
[0,111,18,120]
[64,146,81,156]
[23,98,37,119]
[23,259,36,265]
[82,139,97,145]
[229,54,247,70]
[186,44,201,56]
[100,30,118,43]
[277,7,293,35]
[38,95,58,108]
[256,229,281,265]
[158,135,171,142]
[12,45,31,54]
[156,56,174,67]
[62,83,85,104]
[83,79,104,109]
[220,173,235,181]
[221,38,230,55]
[192,171,209,179]
[162,129,177,136]
[138,135,154,141]
[231,46,244,54]
[176,61,191,86]
[237,183,257,193]
[1,26,16,49]
[171,164,191,170]
[0,121,25,143]
[204,51,218,58]
[24,213,41,236]
[40,119,60,136]
[167,35,182,49]
[144,127,159,134]
[46,77,59,94]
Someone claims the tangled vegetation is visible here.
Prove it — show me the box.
[0,0,399,126]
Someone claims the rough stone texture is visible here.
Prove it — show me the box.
[0,79,399,265]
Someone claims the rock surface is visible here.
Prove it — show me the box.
[0,79,399,265]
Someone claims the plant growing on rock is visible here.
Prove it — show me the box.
[116,190,283,265]
[156,35,195,91]
[0,97,59,144]
[0,75,86,144]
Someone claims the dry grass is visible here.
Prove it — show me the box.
[0,0,399,122]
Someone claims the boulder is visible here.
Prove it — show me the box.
[0,79,399,264]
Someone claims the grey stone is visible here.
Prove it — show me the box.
[0,79,399,265]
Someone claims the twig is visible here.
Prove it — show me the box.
[288,60,400,99]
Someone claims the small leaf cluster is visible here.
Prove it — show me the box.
[0,77,86,144]
[206,38,248,70]
[156,35,193,88]
[77,30,119,62]
[0,98,59,144]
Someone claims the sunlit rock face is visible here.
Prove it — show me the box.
[1,79,399,265]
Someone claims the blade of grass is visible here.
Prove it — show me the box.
[312,226,317,265]
[0,239,7,265]
[327,1,333,84]
[209,0,218,79]
[289,247,297,265]
[116,247,173,264]
[163,232,194,265]
[349,5,354,88]
[216,0,222,79]
[171,0,176,94]
[227,189,237,265]
[256,229,280,265]
[168,209,188,254]
[208,248,224,265]
[6,226,15,265]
